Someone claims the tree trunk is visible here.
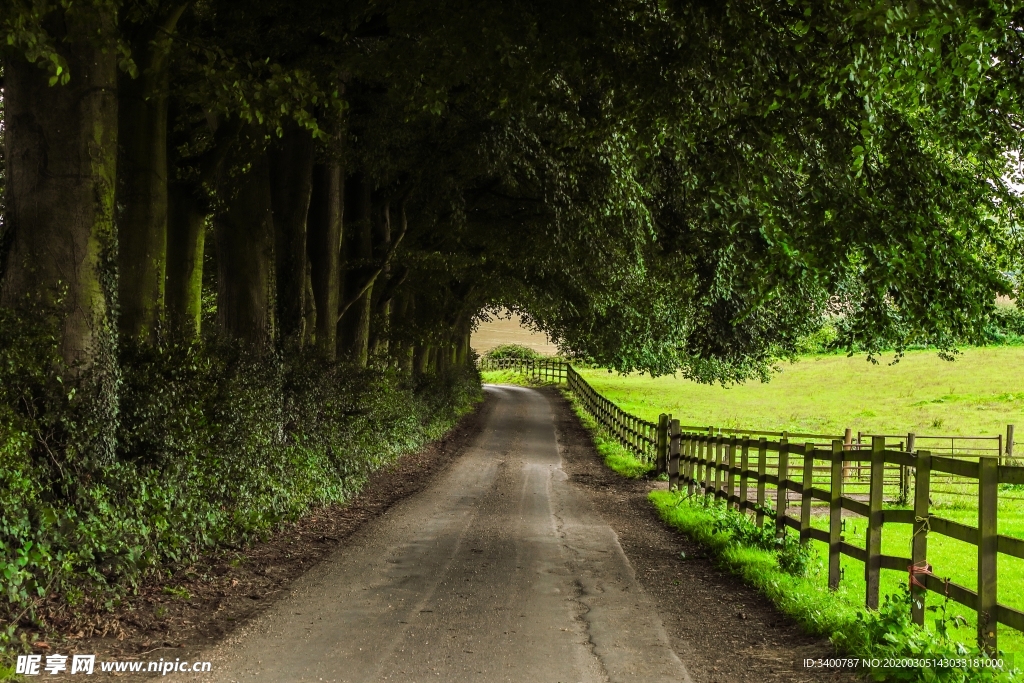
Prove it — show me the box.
[1,6,119,370]
[455,327,470,366]
[214,147,276,349]
[368,199,391,357]
[308,162,343,360]
[269,123,315,343]
[165,181,206,335]
[115,5,186,341]
[415,344,432,374]
[303,259,317,347]
[339,172,373,365]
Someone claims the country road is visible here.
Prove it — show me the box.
[181,384,854,683]
[187,385,689,682]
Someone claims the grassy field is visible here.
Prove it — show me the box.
[574,347,1024,442]
[515,348,1024,658]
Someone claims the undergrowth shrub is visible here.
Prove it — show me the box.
[669,493,814,577]
[984,305,1024,346]
[0,316,481,659]
[834,590,1018,682]
[484,344,541,361]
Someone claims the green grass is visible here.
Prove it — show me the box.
[576,346,1024,439]
[480,369,556,387]
[649,491,858,636]
[800,504,1024,656]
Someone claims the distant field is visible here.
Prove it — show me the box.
[575,347,1024,444]
[471,311,558,356]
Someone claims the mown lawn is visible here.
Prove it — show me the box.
[571,348,1024,655]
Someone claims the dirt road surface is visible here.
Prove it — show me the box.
[185,385,852,683]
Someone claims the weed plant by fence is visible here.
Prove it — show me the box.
[482,360,1023,651]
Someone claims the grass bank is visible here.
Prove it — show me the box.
[562,391,652,479]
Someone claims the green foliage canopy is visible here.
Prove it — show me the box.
[2,0,1021,381]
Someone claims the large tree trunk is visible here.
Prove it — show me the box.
[308,162,343,360]
[1,6,119,370]
[165,181,206,335]
[214,147,276,349]
[339,172,373,365]
[115,5,186,341]
[269,123,315,343]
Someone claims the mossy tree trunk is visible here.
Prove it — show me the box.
[165,181,206,335]
[269,123,315,343]
[308,162,344,360]
[1,6,119,370]
[455,324,471,366]
[116,4,187,341]
[214,143,276,349]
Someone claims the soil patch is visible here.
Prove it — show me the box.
[548,388,859,683]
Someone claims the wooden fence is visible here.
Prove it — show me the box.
[478,357,567,383]
[665,426,1024,651]
[564,365,661,463]
[522,362,1022,652]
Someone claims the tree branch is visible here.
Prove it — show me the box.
[336,201,409,323]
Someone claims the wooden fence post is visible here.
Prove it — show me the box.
[843,427,853,481]
[903,432,916,505]
[685,435,695,496]
[775,438,790,538]
[911,449,931,625]
[865,436,885,610]
[668,419,680,490]
[656,414,669,475]
[1007,424,1016,464]
[756,438,768,527]
[799,443,814,544]
[708,436,720,500]
[829,439,843,590]
[727,437,738,508]
[978,455,998,652]
[692,436,702,495]
[739,437,750,513]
